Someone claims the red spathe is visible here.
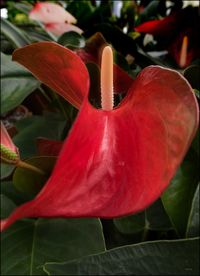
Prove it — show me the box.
[1,43,198,231]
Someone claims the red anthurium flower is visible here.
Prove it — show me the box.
[29,2,83,36]
[29,2,77,24]
[0,121,19,164]
[1,42,198,231]
[135,7,200,68]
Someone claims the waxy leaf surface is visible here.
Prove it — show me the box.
[44,238,199,275]
[1,196,105,275]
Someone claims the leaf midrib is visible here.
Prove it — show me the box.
[30,220,39,275]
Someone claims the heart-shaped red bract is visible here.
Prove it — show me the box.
[1,42,198,231]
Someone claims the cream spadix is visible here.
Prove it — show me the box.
[101,46,114,111]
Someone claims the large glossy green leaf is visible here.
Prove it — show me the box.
[13,156,56,197]
[162,150,199,237]
[1,196,106,275]
[186,184,200,238]
[1,18,30,47]
[44,237,199,275]
[1,53,40,114]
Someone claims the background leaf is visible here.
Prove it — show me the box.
[113,212,145,235]
[13,114,66,158]
[162,149,199,237]
[1,53,40,114]
[0,194,16,219]
[13,156,56,197]
[58,31,85,48]
[1,18,30,47]
[44,237,199,275]
[1,181,31,205]
[186,184,200,238]
[184,65,200,91]
[1,195,106,276]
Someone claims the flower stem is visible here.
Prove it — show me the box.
[16,160,46,176]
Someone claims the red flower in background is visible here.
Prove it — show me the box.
[135,6,200,68]
[0,121,19,163]
[29,2,83,36]
[1,42,198,231]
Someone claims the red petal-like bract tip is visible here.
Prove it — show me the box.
[12,42,90,109]
[135,7,185,37]
[0,121,19,156]
[135,16,177,36]
[29,2,77,24]
[1,66,199,231]
[36,138,63,156]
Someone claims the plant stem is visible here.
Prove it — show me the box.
[142,227,149,242]
[16,160,46,176]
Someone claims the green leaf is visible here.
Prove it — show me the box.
[13,2,33,15]
[1,18,30,48]
[186,184,200,238]
[44,237,199,275]
[1,181,31,205]
[58,31,85,48]
[162,150,199,237]
[138,0,164,24]
[0,194,16,219]
[194,89,200,99]
[184,65,200,91]
[13,156,56,197]
[113,212,145,235]
[113,199,172,236]
[67,0,94,27]
[1,217,105,275]
[13,114,66,158]
[1,53,40,114]
[146,199,172,231]
[1,163,15,180]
